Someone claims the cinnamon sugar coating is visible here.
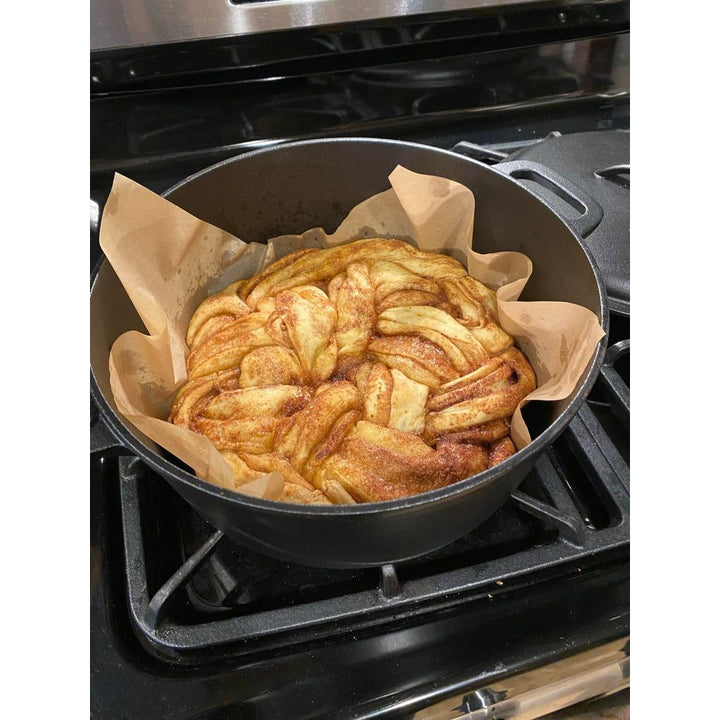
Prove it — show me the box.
[169,239,536,504]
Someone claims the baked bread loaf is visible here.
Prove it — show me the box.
[169,239,536,504]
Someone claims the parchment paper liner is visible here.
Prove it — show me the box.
[101,166,605,501]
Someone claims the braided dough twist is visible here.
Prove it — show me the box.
[170,239,536,504]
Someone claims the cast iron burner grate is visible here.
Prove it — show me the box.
[117,315,629,664]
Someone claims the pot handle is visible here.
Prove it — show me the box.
[90,396,130,455]
[451,141,604,239]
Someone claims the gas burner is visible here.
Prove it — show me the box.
[349,53,581,116]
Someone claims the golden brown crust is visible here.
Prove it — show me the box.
[170,239,536,504]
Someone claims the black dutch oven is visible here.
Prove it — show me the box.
[90,138,608,568]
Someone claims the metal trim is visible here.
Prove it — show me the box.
[92,0,571,51]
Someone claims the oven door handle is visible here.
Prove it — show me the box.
[451,142,604,239]
[411,637,629,719]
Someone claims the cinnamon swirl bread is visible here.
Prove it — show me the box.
[169,239,536,504]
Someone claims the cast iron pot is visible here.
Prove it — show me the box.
[90,137,608,569]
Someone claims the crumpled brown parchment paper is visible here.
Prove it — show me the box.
[100,165,604,499]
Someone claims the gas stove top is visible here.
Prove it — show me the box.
[91,4,629,717]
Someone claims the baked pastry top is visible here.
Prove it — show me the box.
[169,239,536,504]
